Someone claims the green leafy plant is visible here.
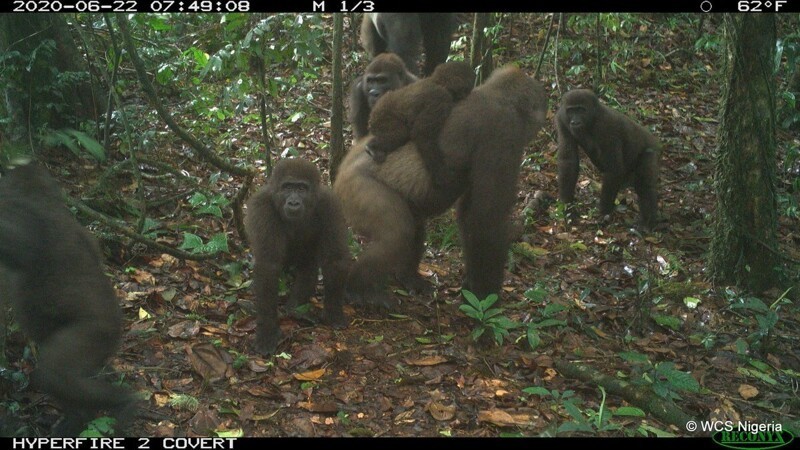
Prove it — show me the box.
[521,286,567,351]
[188,192,230,218]
[459,290,519,344]
[618,351,700,401]
[725,287,791,351]
[79,416,118,437]
[179,232,229,255]
[168,393,200,411]
[40,128,106,162]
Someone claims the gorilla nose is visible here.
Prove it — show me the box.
[368,89,382,98]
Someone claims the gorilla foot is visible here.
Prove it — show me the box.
[255,329,283,355]
[397,272,433,295]
[324,311,349,330]
[347,288,393,313]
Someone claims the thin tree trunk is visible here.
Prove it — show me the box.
[330,14,345,183]
[709,14,780,292]
[470,13,493,84]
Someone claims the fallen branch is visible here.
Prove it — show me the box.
[66,196,216,261]
[554,359,695,432]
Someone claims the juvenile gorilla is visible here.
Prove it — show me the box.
[366,61,475,185]
[555,89,661,229]
[349,53,417,140]
[245,158,350,355]
[0,163,133,436]
[360,13,456,76]
[335,66,547,306]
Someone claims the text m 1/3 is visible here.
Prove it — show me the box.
[311,1,375,11]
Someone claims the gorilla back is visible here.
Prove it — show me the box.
[335,65,547,305]
[0,163,132,436]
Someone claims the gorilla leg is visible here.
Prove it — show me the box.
[420,13,456,76]
[457,154,519,298]
[251,261,282,354]
[287,263,317,311]
[360,14,387,56]
[347,187,418,309]
[599,173,626,219]
[34,327,133,436]
[633,150,659,229]
[321,258,348,328]
[457,196,511,298]
[395,217,432,294]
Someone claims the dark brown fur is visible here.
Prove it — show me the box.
[555,89,661,229]
[0,163,133,436]
[334,65,547,305]
[366,61,475,186]
[360,13,456,76]
[349,53,417,140]
[244,159,350,355]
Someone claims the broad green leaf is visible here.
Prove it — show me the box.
[737,367,778,385]
[527,328,541,350]
[522,386,550,397]
[657,366,700,393]
[683,297,701,309]
[461,290,481,310]
[543,303,568,317]
[179,233,204,250]
[197,205,223,218]
[652,314,682,331]
[530,318,567,329]
[614,407,646,417]
[618,351,650,364]
[479,293,499,311]
[458,304,482,320]
[470,327,485,341]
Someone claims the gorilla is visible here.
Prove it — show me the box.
[360,13,457,76]
[555,89,661,229]
[334,65,548,307]
[245,158,351,355]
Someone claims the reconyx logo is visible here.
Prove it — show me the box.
[712,430,794,450]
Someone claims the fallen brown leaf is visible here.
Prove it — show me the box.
[738,384,759,400]
[428,401,456,421]
[186,343,232,382]
[477,409,533,427]
[168,320,200,339]
[298,400,338,413]
[293,368,326,381]
[406,355,448,366]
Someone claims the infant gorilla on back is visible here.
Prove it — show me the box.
[365,61,475,187]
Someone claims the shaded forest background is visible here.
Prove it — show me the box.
[0,13,799,437]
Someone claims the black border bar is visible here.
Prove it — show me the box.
[5,0,800,13]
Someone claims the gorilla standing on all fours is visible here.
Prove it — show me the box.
[555,89,661,229]
[360,13,457,77]
[245,158,351,355]
[0,163,134,436]
[334,65,548,307]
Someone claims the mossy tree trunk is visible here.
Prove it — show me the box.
[709,14,780,292]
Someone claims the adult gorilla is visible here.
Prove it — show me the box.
[334,65,547,307]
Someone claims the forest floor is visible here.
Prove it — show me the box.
[4,14,800,438]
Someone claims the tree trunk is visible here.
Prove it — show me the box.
[470,13,494,84]
[709,14,780,292]
[330,13,345,182]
